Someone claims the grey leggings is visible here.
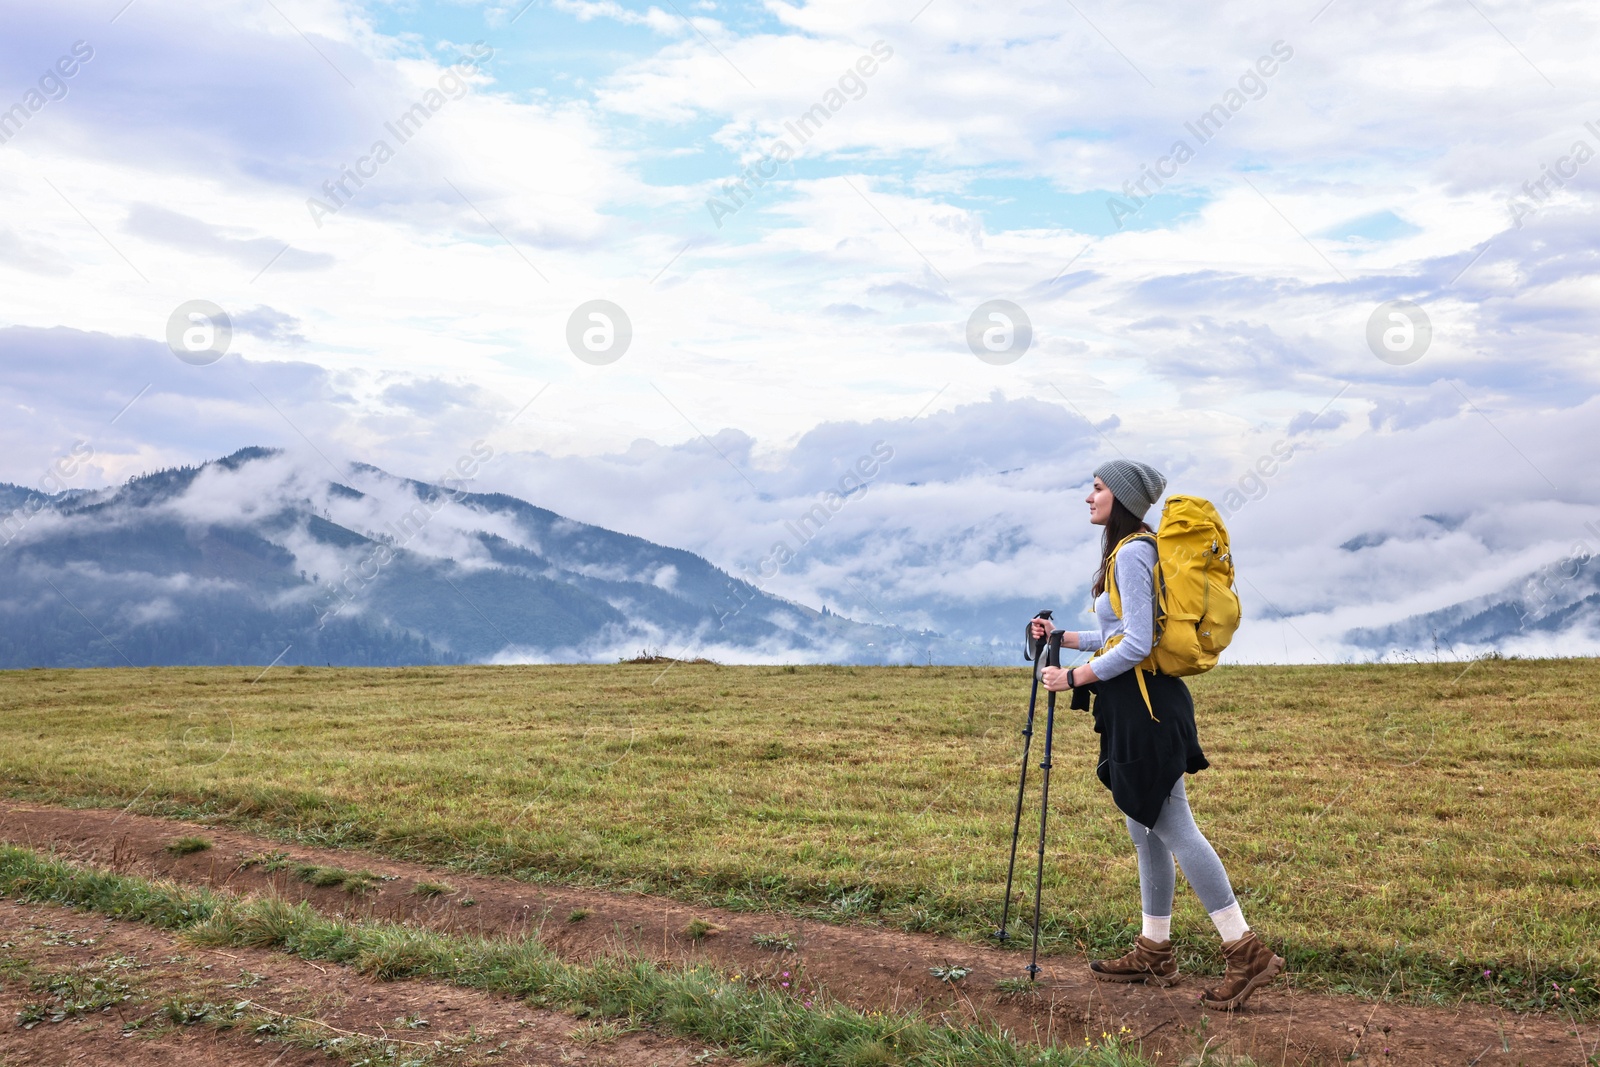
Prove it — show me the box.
[1126,777,1237,917]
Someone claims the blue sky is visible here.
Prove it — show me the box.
[1,0,1598,660]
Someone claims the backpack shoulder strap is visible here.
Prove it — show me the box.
[1100,531,1162,722]
[1104,531,1157,620]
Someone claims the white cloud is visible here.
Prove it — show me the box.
[549,0,681,35]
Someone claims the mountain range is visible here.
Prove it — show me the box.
[2,446,1594,669]
[1342,545,1600,659]
[0,447,971,668]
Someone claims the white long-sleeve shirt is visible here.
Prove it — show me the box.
[1076,538,1157,681]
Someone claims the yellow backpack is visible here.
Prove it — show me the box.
[1095,495,1242,718]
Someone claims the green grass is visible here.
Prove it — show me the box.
[0,660,1596,1016]
[294,863,381,894]
[752,932,796,951]
[237,849,292,873]
[0,845,1164,1066]
[164,836,212,856]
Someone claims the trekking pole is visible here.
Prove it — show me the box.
[994,610,1052,943]
[1027,630,1065,980]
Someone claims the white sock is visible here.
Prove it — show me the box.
[1141,913,1171,942]
[1209,902,1249,942]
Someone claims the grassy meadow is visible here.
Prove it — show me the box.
[0,658,1596,1013]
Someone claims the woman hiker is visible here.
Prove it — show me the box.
[1028,459,1284,1010]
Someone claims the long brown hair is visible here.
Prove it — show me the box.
[1093,497,1151,597]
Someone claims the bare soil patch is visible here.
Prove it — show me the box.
[3,801,1596,1066]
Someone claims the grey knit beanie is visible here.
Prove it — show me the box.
[1093,459,1166,518]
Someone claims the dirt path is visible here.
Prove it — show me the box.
[2,801,1595,1066]
[0,899,326,1067]
[0,895,717,1067]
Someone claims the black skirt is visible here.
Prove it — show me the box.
[1071,669,1209,830]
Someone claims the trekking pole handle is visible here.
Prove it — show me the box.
[1025,610,1054,663]
[1045,630,1064,669]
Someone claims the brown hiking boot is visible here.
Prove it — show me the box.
[1089,935,1180,986]
[1199,930,1285,1010]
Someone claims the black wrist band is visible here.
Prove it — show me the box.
[1066,668,1077,688]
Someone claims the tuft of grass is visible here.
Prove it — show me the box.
[295,864,380,894]
[411,881,454,900]
[154,996,229,1026]
[684,918,722,941]
[566,907,592,923]
[568,1020,628,1045]
[994,976,1037,996]
[751,932,796,951]
[165,836,212,856]
[236,849,291,873]
[295,863,344,888]
[840,1037,897,1067]
[830,886,877,918]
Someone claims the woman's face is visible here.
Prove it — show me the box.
[1086,477,1115,526]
